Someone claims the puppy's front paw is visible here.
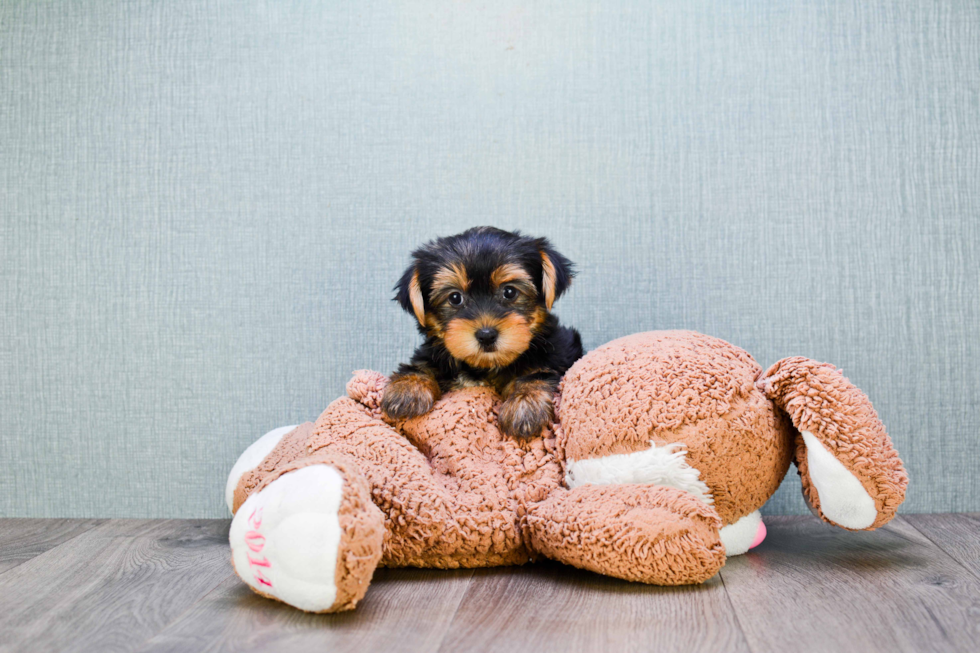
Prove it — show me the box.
[499,382,554,438]
[381,374,439,420]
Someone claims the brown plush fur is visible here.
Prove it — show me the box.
[556,331,796,525]
[231,330,908,612]
[527,484,726,584]
[230,446,385,613]
[757,357,909,529]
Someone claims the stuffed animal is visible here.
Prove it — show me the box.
[225,330,907,613]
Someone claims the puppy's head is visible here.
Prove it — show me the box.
[394,227,574,368]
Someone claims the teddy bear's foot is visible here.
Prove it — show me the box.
[527,484,726,585]
[230,459,385,613]
[719,510,766,556]
[758,357,908,530]
[225,425,299,513]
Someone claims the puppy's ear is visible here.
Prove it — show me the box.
[539,246,574,310]
[394,265,426,326]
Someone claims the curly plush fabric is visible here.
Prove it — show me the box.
[757,357,908,530]
[556,331,794,525]
[527,484,725,584]
[228,330,908,612]
[232,450,385,612]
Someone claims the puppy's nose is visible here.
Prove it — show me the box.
[475,327,499,347]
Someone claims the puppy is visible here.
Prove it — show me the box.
[381,227,583,438]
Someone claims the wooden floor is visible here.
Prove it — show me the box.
[0,515,978,653]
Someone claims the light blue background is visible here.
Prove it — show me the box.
[2,0,978,518]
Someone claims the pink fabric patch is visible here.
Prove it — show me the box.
[749,519,767,549]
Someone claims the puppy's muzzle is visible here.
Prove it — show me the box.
[475,327,499,350]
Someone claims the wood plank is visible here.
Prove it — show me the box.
[720,515,980,653]
[0,519,106,575]
[0,519,233,653]
[904,513,980,582]
[438,560,750,653]
[2,515,975,653]
[139,567,474,653]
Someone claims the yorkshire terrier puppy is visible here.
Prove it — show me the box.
[382,227,583,438]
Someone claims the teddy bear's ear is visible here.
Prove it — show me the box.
[394,264,426,326]
[539,246,575,310]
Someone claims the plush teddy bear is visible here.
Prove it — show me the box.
[226,330,907,613]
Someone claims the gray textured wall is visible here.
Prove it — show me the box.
[2,0,978,518]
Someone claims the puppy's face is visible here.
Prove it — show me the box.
[434,259,541,368]
[395,228,574,368]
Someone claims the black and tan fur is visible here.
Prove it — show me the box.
[382,227,583,438]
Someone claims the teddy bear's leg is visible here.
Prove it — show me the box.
[229,450,385,613]
[525,483,726,585]
[230,384,464,563]
[227,422,328,515]
[306,398,462,564]
[757,357,908,530]
[562,444,767,557]
[719,510,767,556]
[225,424,299,513]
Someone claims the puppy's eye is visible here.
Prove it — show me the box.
[502,286,518,300]
[448,292,463,306]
